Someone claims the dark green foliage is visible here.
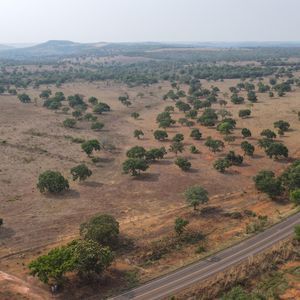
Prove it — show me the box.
[174,218,189,236]
[239,109,251,118]
[274,120,290,132]
[169,141,184,155]
[205,136,224,152]
[72,110,82,118]
[68,94,87,109]
[190,145,199,154]
[70,164,92,181]
[226,151,244,165]
[18,93,31,103]
[80,214,119,246]
[39,89,52,99]
[295,225,300,241]
[198,108,218,126]
[260,129,277,139]
[91,121,104,131]
[185,185,209,210]
[247,90,257,102]
[154,130,168,141]
[84,113,97,122]
[37,170,69,194]
[63,118,76,128]
[122,158,149,176]
[253,170,283,199]
[145,147,167,161]
[279,160,300,192]
[172,133,184,142]
[175,157,191,171]
[88,96,98,105]
[93,102,111,114]
[231,93,244,104]
[131,112,140,119]
[190,128,202,140]
[126,146,146,159]
[213,158,232,173]
[44,98,62,109]
[134,129,144,139]
[290,189,300,205]
[265,142,288,159]
[241,128,252,138]
[258,138,274,150]
[175,100,191,112]
[81,139,101,156]
[241,141,255,156]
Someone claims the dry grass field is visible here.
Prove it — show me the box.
[0,77,299,298]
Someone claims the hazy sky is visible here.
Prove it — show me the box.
[1,0,300,44]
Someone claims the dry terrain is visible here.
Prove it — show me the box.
[0,78,299,298]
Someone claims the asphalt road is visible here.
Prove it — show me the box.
[112,212,300,300]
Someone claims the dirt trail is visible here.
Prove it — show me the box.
[0,271,50,299]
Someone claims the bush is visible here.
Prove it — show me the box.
[63,118,76,128]
[91,122,104,131]
[213,158,231,173]
[81,140,101,156]
[70,164,92,181]
[175,157,191,171]
[37,170,69,194]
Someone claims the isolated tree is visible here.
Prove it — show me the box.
[176,100,191,112]
[91,122,104,131]
[213,158,231,173]
[274,120,290,132]
[133,129,144,139]
[190,128,202,140]
[93,102,110,114]
[247,91,257,102]
[63,118,76,128]
[265,142,288,159]
[154,130,168,141]
[54,92,65,102]
[226,151,243,166]
[39,89,52,99]
[239,109,251,118]
[84,113,97,122]
[122,158,149,176]
[126,146,146,159]
[172,133,184,143]
[253,170,283,199]
[241,128,252,138]
[175,157,191,171]
[205,137,224,153]
[184,185,209,210]
[164,106,174,113]
[169,141,184,156]
[280,160,300,192]
[18,93,31,103]
[81,140,101,156]
[231,93,244,104]
[174,218,189,236]
[70,164,92,182]
[88,96,98,105]
[72,110,82,119]
[260,129,277,139]
[80,214,119,247]
[37,171,69,194]
[190,145,199,154]
[131,112,140,120]
[241,141,255,156]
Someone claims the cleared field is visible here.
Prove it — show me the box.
[0,78,299,298]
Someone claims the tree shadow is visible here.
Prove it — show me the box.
[200,206,224,218]
[155,159,173,166]
[252,154,264,159]
[0,226,16,239]
[44,189,81,199]
[133,172,160,182]
[82,181,104,188]
[188,168,199,174]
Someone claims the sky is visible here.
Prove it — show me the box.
[1,0,300,44]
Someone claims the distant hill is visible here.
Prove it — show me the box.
[0,44,14,51]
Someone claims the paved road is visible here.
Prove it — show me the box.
[112,212,300,300]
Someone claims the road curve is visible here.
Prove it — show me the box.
[111,212,300,300]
